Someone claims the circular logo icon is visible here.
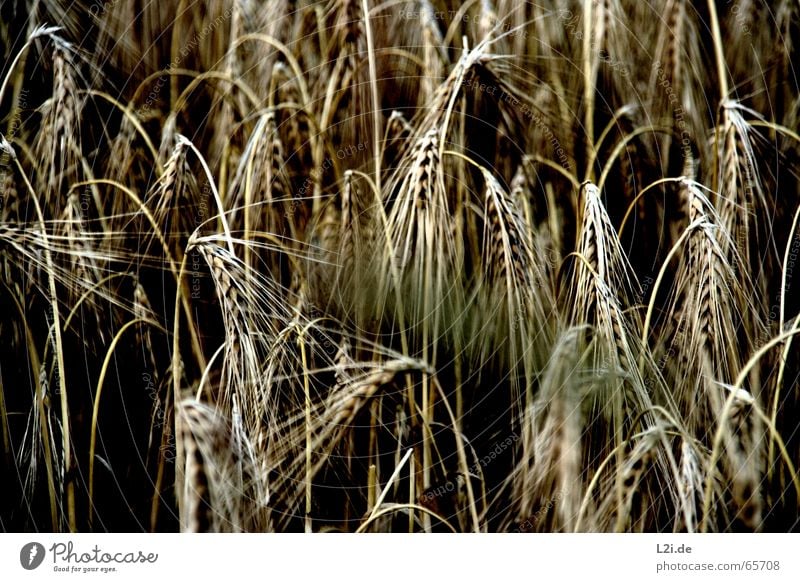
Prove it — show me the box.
[20,542,46,570]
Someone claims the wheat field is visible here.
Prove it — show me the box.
[0,0,799,533]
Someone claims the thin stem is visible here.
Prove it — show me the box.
[706,0,730,101]
[362,0,382,196]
